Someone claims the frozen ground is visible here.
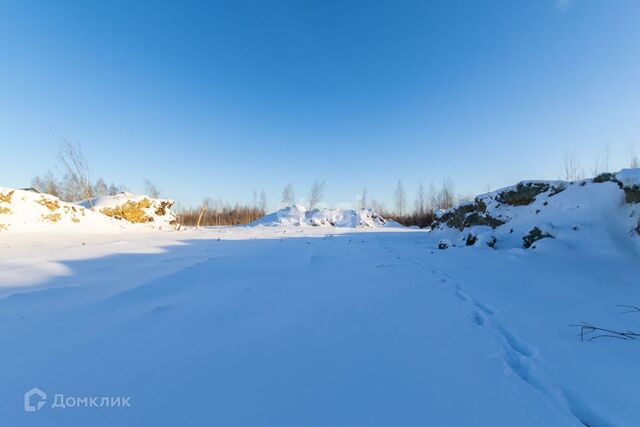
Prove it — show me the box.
[1,225,639,426]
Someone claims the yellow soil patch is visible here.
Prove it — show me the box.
[62,206,82,223]
[100,198,154,223]
[0,206,10,214]
[0,190,14,204]
[154,200,174,216]
[36,198,60,211]
[41,213,62,223]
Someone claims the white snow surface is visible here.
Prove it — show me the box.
[252,205,400,228]
[615,168,640,187]
[1,172,639,426]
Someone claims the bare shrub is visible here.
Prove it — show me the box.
[58,138,94,203]
[562,153,583,181]
[572,305,640,341]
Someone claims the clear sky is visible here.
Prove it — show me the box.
[1,0,639,210]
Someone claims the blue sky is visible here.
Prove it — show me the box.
[0,0,639,210]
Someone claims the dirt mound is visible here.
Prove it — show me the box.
[79,193,178,230]
[0,187,128,233]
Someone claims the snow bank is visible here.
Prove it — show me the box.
[252,205,400,228]
[0,187,129,233]
[615,168,640,187]
[432,169,640,251]
[79,192,178,230]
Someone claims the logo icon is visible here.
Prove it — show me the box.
[24,388,47,412]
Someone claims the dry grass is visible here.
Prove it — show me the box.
[0,224,8,231]
[100,198,154,223]
[0,207,10,214]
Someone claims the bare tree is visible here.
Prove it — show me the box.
[603,145,611,173]
[427,182,437,213]
[259,190,268,213]
[177,197,266,227]
[308,181,325,210]
[457,193,474,204]
[93,178,109,197]
[371,198,387,215]
[58,139,94,203]
[437,178,456,211]
[591,146,611,176]
[415,182,427,217]
[251,190,259,209]
[197,198,211,229]
[107,183,125,195]
[144,179,161,198]
[627,146,639,168]
[282,183,295,206]
[31,171,60,197]
[394,180,407,216]
[359,188,368,210]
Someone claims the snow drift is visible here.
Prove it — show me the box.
[0,187,129,233]
[252,205,400,228]
[432,169,640,251]
[79,192,178,230]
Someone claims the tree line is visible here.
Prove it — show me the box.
[30,140,640,228]
[28,140,464,228]
[179,179,462,228]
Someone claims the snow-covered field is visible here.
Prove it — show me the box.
[2,173,640,426]
[0,225,638,426]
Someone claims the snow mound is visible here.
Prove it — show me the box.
[0,187,130,233]
[615,168,640,187]
[79,192,178,230]
[252,205,400,228]
[432,169,640,252]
